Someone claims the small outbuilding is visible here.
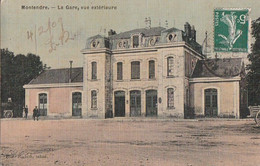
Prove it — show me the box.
[23,67,83,117]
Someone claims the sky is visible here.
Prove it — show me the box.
[1,0,260,69]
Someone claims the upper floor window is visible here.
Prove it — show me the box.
[91,62,97,80]
[91,90,97,109]
[149,60,155,79]
[167,88,174,108]
[131,61,140,79]
[133,35,139,48]
[117,62,123,80]
[167,57,174,76]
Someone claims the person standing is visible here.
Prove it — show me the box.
[33,106,39,121]
[23,105,28,119]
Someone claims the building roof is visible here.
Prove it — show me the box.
[192,58,243,78]
[162,27,182,33]
[109,27,166,39]
[28,67,83,84]
[88,34,104,40]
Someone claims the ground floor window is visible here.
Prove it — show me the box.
[72,92,82,116]
[114,91,125,117]
[130,90,141,116]
[204,88,218,117]
[167,88,174,108]
[91,90,97,109]
[146,90,157,116]
[39,93,47,116]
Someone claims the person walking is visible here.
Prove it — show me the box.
[23,105,28,119]
[33,106,39,121]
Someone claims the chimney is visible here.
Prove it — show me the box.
[108,29,116,36]
[165,20,168,28]
[191,25,196,42]
[148,17,151,29]
[69,61,73,83]
[145,17,148,29]
[184,22,191,41]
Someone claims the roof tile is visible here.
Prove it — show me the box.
[28,67,83,84]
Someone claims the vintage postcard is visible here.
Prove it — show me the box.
[1,0,260,165]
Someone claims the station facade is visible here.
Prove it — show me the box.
[24,22,247,118]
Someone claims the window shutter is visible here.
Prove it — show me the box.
[149,60,155,79]
[131,61,140,79]
[117,62,123,80]
[91,62,97,80]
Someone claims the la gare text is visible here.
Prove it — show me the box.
[21,5,117,10]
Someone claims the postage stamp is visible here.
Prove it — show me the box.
[214,8,249,52]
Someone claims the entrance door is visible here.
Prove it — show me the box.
[130,90,141,117]
[146,90,157,116]
[114,91,125,117]
[72,92,82,116]
[39,93,47,116]
[204,89,218,117]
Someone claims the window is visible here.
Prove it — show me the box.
[167,88,174,108]
[72,92,82,116]
[117,62,123,80]
[39,93,47,116]
[91,62,97,80]
[167,57,174,76]
[91,90,97,108]
[149,60,155,79]
[133,35,139,48]
[131,61,140,79]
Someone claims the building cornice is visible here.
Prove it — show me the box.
[23,82,83,89]
[81,48,112,55]
[189,76,241,83]
[112,42,188,54]
[80,42,204,58]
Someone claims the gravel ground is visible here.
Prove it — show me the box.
[1,118,260,166]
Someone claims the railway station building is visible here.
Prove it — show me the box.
[24,22,247,119]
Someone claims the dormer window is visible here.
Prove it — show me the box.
[91,40,100,48]
[133,35,139,48]
[167,33,177,42]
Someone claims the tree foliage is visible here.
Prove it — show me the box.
[1,49,47,116]
[247,17,260,105]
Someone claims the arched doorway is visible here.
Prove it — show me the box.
[204,88,218,117]
[146,90,157,116]
[72,92,82,116]
[114,91,125,117]
[39,93,47,116]
[130,90,141,117]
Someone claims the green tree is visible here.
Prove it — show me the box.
[247,17,260,105]
[1,49,48,117]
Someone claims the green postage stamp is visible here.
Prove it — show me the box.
[214,8,249,52]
